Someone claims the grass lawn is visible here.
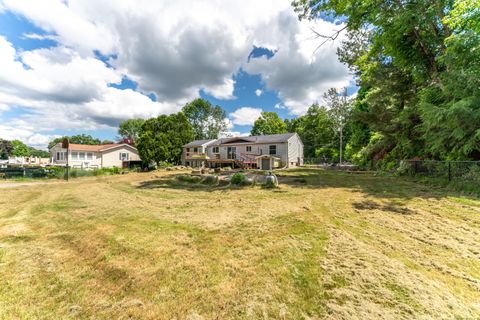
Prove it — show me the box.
[0,168,479,319]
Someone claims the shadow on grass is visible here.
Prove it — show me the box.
[275,168,479,202]
[137,177,232,193]
[352,200,417,215]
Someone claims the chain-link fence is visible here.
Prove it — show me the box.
[396,160,480,182]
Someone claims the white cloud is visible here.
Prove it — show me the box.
[0,0,352,148]
[229,107,263,126]
[0,124,60,150]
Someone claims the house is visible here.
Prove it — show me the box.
[50,143,141,169]
[182,133,304,170]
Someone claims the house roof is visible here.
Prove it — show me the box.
[54,143,137,152]
[210,133,297,146]
[183,139,216,148]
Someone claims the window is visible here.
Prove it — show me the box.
[212,146,219,153]
[72,152,78,160]
[269,145,276,155]
[186,148,190,152]
[193,147,198,153]
[119,152,129,161]
[246,146,252,152]
[56,151,66,161]
[79,152,86,160]
[87,152,93,160]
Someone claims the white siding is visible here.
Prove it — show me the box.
[101,146,140,168]
[287,133,304,167]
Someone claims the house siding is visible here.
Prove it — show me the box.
[287,133,304,167]
[50,144,140,168]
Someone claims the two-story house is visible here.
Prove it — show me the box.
[50,143,141,169]
[182,133,304,170]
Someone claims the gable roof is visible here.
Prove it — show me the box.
[53,143,137,152]
[183,139,216,148]
[210,133,297,146]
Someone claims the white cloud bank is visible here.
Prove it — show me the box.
[0,0,351,148]
[229,107,263,126]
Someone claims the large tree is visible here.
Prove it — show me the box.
[48,134,101,149]
[286,104,336,158]
[0,139,13,160]
[251,111,288,136]
[293,0,478,162]
[182,98,228,140]
[118,119,145,144]
[136,112,194,165]
[10,140,30,157]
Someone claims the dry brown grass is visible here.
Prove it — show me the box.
[0,168,479,319]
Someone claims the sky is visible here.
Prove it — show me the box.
[0,0,355,149]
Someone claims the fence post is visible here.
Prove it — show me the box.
[448,161,451,181]
[414,161,418,175]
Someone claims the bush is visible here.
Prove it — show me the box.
[231,173,246,185]
[176,174,202,184]
[222,166,232,171]
[201,175,219,185]
[46,166,65,179]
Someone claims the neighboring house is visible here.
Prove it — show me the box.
[50,143,141,169]
[182,133,304,170]
[6,156,50,166]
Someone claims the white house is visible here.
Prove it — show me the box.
[50,143,141,169]
[182,133,304,170]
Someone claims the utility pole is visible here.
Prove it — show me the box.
[339,87,347,165]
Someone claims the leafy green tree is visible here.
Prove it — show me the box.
[48,134,101,149]
[182,98,228,140]
[287,105,335,158]
[11,140,30,157]
[137,112,194,165]
[118,119,145,144]
[0,139,13,160]
[101,139,115,145]
[251,111,288,136]
[29,148,50,158]
[293,0,479,162]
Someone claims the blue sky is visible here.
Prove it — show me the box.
[0,1,354,148]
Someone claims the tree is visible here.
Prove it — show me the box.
[48,134,101,149]
[101,139,115,145]
[292,0,479,162]
[323,88,352,164]
[29,148,50,158]
[182,98,228,140]
[0,139,13,160]
[286,105,336,158]
[11,140,30,157]
[251,112,288,136]
[118,119,145,144]
[136,112,194,165]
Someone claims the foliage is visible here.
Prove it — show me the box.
[182,98,228,140]
[10,140,30,157]
[48,134,101,150]
[285,105,336,158]
[251,111,288,136]
[176,174,202,184]
[292,0,480,162]
[230,172,246,185]
[29,148,50,158]
[0,139,13,159]
[137,112,194,165]
[118,119,145,144]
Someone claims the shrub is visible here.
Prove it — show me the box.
[222,166,232,171]
[201,175,219,185]
[46,166,64,179]
[231,173,246,185]
[176,174,202,183]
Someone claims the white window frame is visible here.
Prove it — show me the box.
[79,152,86,160]
[246,146,252,152]
[119,152,129,161]
[56,151,66,161]
[72,152,78,160]
[87,152,93,160]
[212,146,219,153]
